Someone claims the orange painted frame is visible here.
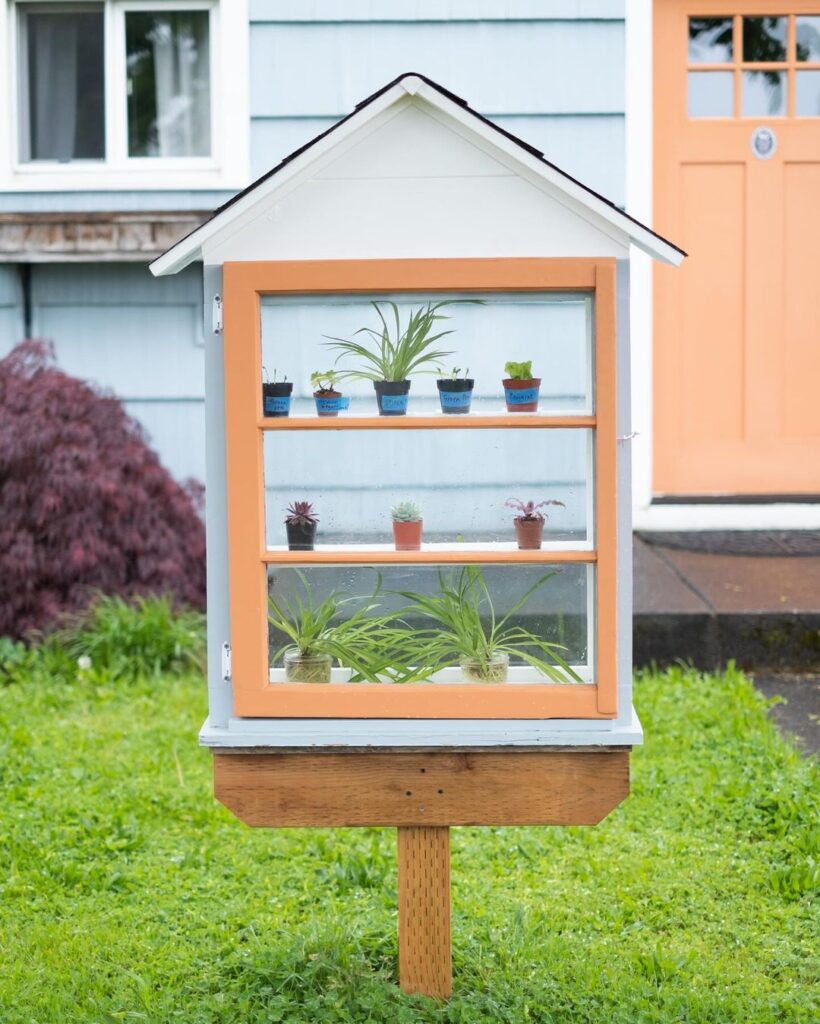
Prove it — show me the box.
[223,258,618,719]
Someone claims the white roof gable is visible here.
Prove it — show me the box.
[151,73,685,276]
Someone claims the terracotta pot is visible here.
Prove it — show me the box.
[513,517,544,550]
[503,377,541,413]
[392,519,422,551]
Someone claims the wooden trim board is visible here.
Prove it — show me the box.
[213,749,630,827]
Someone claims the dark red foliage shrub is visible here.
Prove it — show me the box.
[0,340,205,638]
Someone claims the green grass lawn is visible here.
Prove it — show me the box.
[1,664,817,1023]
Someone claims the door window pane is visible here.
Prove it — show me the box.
[20,5,105,161]
[742,70,786,116]
[688,18,734,63]
[796,71,820,115]
[796,16,820,61]
[688,71,734,117]
[743,17,787,62]
[126,10,211,157]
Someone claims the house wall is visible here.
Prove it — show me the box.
[0,1,626,487]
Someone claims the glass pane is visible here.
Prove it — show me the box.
[264,427,592,550]
[796,70,820,115]
[742,70,786,116]
[267,564,594,684]
[688,71,734,117]
[688,17,734,63]
[796,16,820,62]
[126,11,211,157]
[743,16,787,62]
[260,292,594,416]
[21,7,105,161]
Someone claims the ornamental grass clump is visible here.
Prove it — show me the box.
[395,565,579,683]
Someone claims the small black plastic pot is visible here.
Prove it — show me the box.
[285,520,317,551]
[373,379,410,416]
[262,381,293,417]
[436,378,475,414]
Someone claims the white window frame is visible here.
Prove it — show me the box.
[0,0,249,190]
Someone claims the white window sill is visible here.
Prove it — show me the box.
[4,161,243,192]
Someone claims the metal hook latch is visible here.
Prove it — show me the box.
[617,431,639,442]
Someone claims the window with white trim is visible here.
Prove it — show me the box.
[4,0,248,188]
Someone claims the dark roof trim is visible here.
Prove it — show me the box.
[156,72,685,267]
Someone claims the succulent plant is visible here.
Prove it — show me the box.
[284,501,319,526]
[391,500,422,522]
[505,498,564,522]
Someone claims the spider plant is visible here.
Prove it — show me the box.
[268,573,414,683]
[324,300,459,383]
[394,566,580,684]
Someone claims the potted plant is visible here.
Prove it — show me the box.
[310,370,349,417]
[261,368,293,417]
[502,360,541,413]
[391,500,423,551]
[505,497,565,550]
[284,501,318,551]
[268,574,413,683]
[324,300,459,416]
[436,366,475,415]
[396,565,579,683]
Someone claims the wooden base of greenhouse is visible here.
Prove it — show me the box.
[214,748,630,999]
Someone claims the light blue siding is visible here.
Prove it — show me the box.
[27,264,205,482]
[250,1,624,21]
[0,267,22,350]
[250,22,624,116]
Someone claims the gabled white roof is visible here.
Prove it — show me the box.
[151,73,685,276]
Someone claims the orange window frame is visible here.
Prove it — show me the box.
[223,258,618,720]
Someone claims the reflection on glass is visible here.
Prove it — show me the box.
[264,428,592,549]
[260,292,594,415]
[688,17,733,63]
[688,71,734,117]
[796,16,820,61]
[126,11,211,157]
[266,563,594,682]
[796,71,820,115]
[742,70,786,116]
[743,16,787,62]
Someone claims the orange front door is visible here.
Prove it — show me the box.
[654,2,820,495]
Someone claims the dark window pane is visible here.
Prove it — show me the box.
[23,7,104,161]
[126,11,211,158]
[742,70,786,116]
[689,17,733,63]
[796,16,820,61]
[743,16,787,62]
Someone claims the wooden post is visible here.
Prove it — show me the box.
[397,825,452,999]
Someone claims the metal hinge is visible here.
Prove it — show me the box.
[212,295,223,335]
[221,642,232,682]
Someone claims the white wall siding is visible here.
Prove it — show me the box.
[249,1,625,22]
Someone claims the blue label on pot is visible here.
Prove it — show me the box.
[314,395,350,413]
[381,394,409,412]
[439,390,472,409]
[264,395,291,414]
[504,386,539,405]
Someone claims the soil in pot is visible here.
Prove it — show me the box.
[392,519,423,551]
[286,520,317,551]
[262,381,293,417]
[313,390,350,417]
[513,517,544,550]
[284,650,333,683]
[503,377,541,413]
[437,378,474,414]
[374,379,411,416]
[460,652,510,682]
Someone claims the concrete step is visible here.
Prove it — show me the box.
[633,532,820,672]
